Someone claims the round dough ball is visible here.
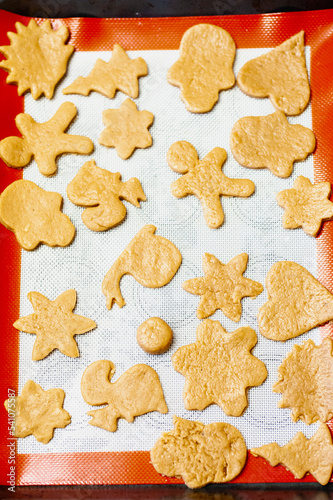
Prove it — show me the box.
[137,317,173,355]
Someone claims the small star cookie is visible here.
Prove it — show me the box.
[183,253,263,321]
[237,32,310,116]
[168,141,255,228]
[172,319,267,416]
[0,20,74,99]
[67,159,146,231]
[276,176,333,236]
[167,24,236,113]
[81,360,168,432]
[0,102,94,176]
[151,416,247,488]
[63,44,147,99]
[99,99,154,159]
[251,424,333,485]
[4,380,71,443]
[14,289,96,360]
[0,179,75,250]
[273,337,333,424]
[230,111,315,178]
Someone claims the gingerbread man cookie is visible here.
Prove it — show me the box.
[99,99,154,159]
[63,44,147,99]
[0,180,75,250]
[167,24,236,113]
[67,160,146,231]
[230,111,315,178]
[168,141,255,228]
[172,319,267,416]
[81,360,168,432]
[0,20,74,99]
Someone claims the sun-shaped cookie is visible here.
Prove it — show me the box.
[273,337,333,424]
[0,20,74,99]
[172,319,267,416]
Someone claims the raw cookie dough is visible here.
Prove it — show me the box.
[102,225,182,309]
[183,252,263,321]
[237,31,310,115]
[251,424,333,485]
[258,261,333,341]
[168,141,255,228]
[63,44,147,99]
[0,102,94,176]
[4,380,71,443]
[151,415,247,488]
[276,176,333,236]
[67,159,146,231]
[0,179,75,250]
[0,19,73,99]
[273,337,333,424]
[81,360,168,432]
[167,24,236,113]
[99,99,154,159]
[230,110,315,178]
[14,289,96,360]
[137,317,173,354]
[172,319,267,416]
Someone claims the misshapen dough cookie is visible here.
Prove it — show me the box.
[273,337,333,424]
[99,99,154,159]
[81,360,168,432]
[251,424,333,485]
[4,380,71,443]
[0,20,73,99]
[276,176,333,236]
[151,416,247,488]
[67,160,146,231]
[237,32,310,115]
[167,24,236,113]
[14,289,96,360]
[0,102,94,177]
[183,253,263,321]
[258,261,333,341]
[137,317,173,354]
[172,319,267,416]
[0,180,75,250]
[102,225,182,310]
[168,141,255,228]
[63,44,147,99]
[230,111,315,178]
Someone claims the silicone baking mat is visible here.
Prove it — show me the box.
[0,8,333,486]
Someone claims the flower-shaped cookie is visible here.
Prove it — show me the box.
[151,416,247,488]
[0,180,75,250]
[183,253,263,321]
[167,24,236,113]
[0,102,94,176]
[99,99,154,159]
[168,141,255,228]
[0,20,74,99]
[4,380,71,443]
[63,44,147,99]
[273,337,333,424]
[276,176,333,236]
[14,289,96,360]
[172,319,267,416]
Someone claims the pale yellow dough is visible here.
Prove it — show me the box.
[137,317,173,354]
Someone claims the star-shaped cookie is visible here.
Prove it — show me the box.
[183,253,263,321]
[4,380,71,443]
[168,141,255,228]
[99,99,154,159]
[172,319,267,416]
[276,176,333,236]
[14,289,97,360]
[63,44,147,99]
